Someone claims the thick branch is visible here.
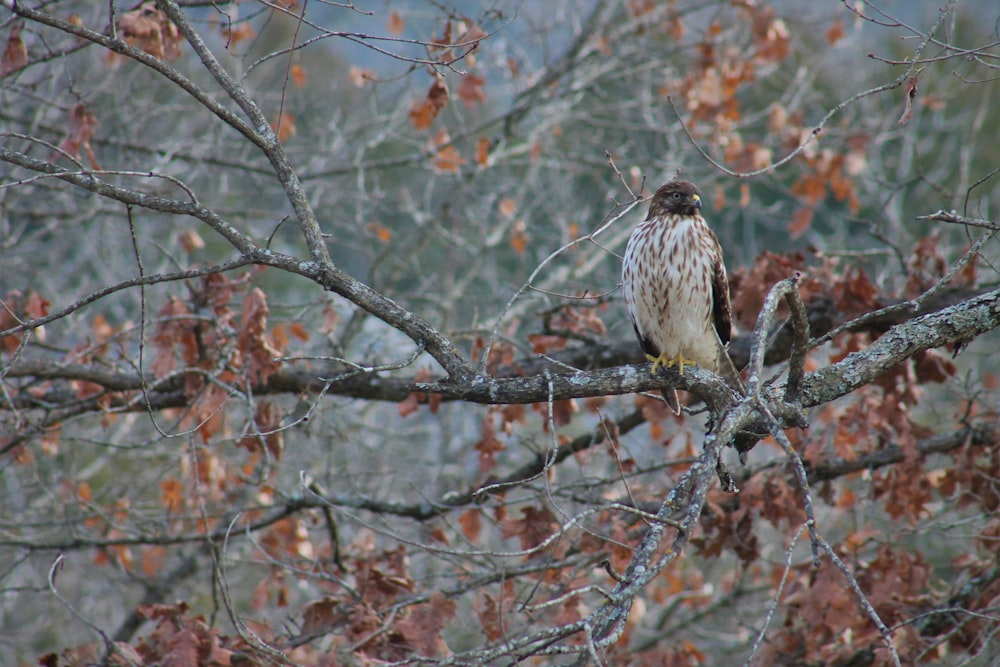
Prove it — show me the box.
[800,286,1000,407]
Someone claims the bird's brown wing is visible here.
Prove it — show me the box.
[708,230,732,346]
[709,230,743,390]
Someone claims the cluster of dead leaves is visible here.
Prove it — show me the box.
[151,272,292,443]
[297,544,457,662]
[403,15,492,175]
[116,2,182,61]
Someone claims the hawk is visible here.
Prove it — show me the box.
[621,180,741,414]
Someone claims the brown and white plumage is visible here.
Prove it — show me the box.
[621,180,740,414]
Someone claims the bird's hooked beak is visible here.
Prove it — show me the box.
[691,194,702,210]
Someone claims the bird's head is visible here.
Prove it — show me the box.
[649,180,703,217]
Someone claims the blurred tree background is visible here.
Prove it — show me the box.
[2,1,999,665]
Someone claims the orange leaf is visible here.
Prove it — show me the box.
[141,545,166,577]
[161,477,184,512]
[288,321,309,342]
[432,144,465,174]
[394,592,457,658]
[498,197,517,218]
[77,481,92,502]
[826,20,844,45]
[458,73,486,107]
[388,10,405,35]
[475,136,491,167]
[319,303,340,334]
[529,139,542,163]
[301,597,341,635]
[459,509,481,542]
[271,112,296,142]
[474,416,505,473]
[290,64,306,88]
[224,23,256,45]
[788,207,813,239]
[367,222,392,242]
[24,290,50,319]
[118,2,182,61]
[409,100,435,130]
[59,103,100,169]
[398,392,420,417]
[2,26,28,76]
[509,220,528,255]
[409,75,449,130]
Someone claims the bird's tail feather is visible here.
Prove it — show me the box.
[661,388,681,415]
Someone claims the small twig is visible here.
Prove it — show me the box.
[48,555,123,664]
[755,398,820,565]
[819,542,903,667]
[915,210,1000,231]
[743,523,808,667]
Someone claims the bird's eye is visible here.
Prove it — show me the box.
[671,192,682,199]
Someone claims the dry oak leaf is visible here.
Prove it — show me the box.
[388,10,405,35]
[501,505,557,552]
[409,75,449,129]
[2,25,28,76]
[118,2,182,61]
[394,592,457,657]
[458,72,487,107]
[59,103,101,169]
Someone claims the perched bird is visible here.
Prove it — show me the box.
[621,179,742,414]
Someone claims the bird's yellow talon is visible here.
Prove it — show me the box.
[647,353,694,376]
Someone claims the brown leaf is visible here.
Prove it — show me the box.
[287,321,309,342]
[476,593,505,641]
[394,592,457,657]
[271,112,296,142]
[475,136,491,167]
[898,77,917,126]
[236,288,280,384]
[222,23,256,45]
[319,303,340,335]
[59,103,101,169]
[825,20,844,45]
[475,415,505,473]
[151,296,195,378]
[433,143,465,174]
[528,334,567,354]
[787,206,813,238]
[508,219,528,255]
[498,197,517,218]
[398,392,420,417]
[300,596,344,634]
[367,222,392,242]
[2,26,28,76]
[160,477,184,512]
[914,349,956,384]
[458,72,487,107]
[388,10,405,36]
[501,505,556,551]
[459,509,481,542]
[290,64,306,88]
[118,2,182,61]
[409,75,449,130]
[163,628,199,667]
